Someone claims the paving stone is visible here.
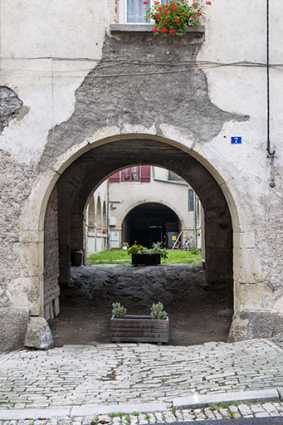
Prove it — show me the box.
[262,402,280,415]
[238,404,253,416]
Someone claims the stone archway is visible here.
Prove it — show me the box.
[41,136,235,345]
[45,137,233,295]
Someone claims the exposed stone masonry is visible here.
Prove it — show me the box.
[0,86,23,133]
[44,186,60,320]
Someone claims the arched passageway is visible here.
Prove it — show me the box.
[44,138,233,342]
[123,202,181,248]
[53,139,232,286]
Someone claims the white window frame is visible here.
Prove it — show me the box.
[119,0,162,24]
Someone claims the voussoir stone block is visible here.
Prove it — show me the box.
[0,308,29,352]
[25,317,54,350]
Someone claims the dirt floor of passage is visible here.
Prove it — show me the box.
[49,264,233,347]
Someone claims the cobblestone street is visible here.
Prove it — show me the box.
[0,339,282,423]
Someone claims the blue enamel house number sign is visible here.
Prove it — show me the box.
[231,137,242,144]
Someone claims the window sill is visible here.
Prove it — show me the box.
[110,24,205,40]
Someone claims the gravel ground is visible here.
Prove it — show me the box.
[49,264,233,346]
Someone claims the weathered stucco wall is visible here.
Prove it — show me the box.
[0,0,282,350]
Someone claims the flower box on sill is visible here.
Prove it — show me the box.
[110,24,204,40]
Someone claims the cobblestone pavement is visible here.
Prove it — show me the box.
[0,339,282,422]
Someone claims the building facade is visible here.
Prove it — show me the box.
[108,166,202,250]
[0,0,282,350]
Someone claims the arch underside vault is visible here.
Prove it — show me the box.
[44,138,232,295]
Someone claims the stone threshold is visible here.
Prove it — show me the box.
[1,390,282,420]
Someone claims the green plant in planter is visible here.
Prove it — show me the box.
[151,302,168,319]
[151,241,168,259]
[127,244,144,255]
[145,0,209,37]
[122,242,128,246]
[142,242,168,259]
[112,302,127,318]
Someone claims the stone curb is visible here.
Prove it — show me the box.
[72,401,170,416]
[173,389,280,409]
[0,402,169,420]
[0,408,72,420]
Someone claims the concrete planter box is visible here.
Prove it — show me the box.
[110,315,169,343]
[132,253,161,266]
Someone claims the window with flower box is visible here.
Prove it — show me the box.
[119,0,167,24]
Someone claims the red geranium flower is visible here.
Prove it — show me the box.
[206,1,211,4]
[152,27,159,32]
[162,21,168,25]
[161,27,168,32]
[171,5,177,10]
[143,0,148,4]
[175,18,180,22]
[155,13,161,18]
[170,30,176,34]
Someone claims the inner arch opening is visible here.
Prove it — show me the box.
[123,202,180,248]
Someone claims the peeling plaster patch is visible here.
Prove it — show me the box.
[0,87,23,133]
[39,35,248,171]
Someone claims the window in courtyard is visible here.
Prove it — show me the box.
[120,0,167,24]
[121,166,139,181]
[109,166,151,182]
[168,171,183,181]
[188,189,195,212]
